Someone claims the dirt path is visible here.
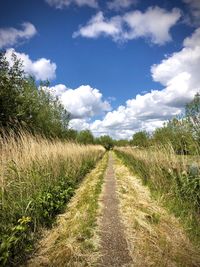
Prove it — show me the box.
[98,153,132,266]
[25,151,200,267]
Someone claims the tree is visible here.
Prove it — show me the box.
[0,51,70,138]
[153,118,197,155]
[65,129,78,141]
[131,131,150,147]
[77,130,94,144]
[186,93,200,142]
[0,52,25,128]
[96,135,114,150]
[114,139,130,147]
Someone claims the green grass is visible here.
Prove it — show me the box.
[114,148,200,247]
[27,153,109,267]
[0,133,105,266]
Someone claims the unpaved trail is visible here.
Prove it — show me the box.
[25,151,200,267]
[98,153,132,266]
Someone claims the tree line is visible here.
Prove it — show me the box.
[130,93,200,155]
[1,51,199,153]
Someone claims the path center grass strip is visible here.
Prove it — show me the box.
[113,152,200,267]
[27,153,108,267]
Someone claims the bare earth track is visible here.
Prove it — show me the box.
[98,153,132,267]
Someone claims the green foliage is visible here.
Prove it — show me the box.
[153,118,198,155]
[0,145,103,266]
[151,94,200,155]
[0,52,70,138]
[77,130,94,144]
[131,131,150,148]
[0,217,32,266]
[34,184,75,227]
[0,159,96,266]
[115,149,200,244]
[186,93,200,142]
[65,129,78,141]
[114,139,130,147]
[96,135,114,150]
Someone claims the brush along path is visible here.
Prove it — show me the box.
[113,152,200,267]
[98,152,132,266]
[26,153,108,267]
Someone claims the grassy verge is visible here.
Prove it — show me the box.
[0,132,105,266]
[27,152,108,267]
[114,147,200,247]
[113,152,200,267]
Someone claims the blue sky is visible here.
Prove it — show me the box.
[1,0,200,139]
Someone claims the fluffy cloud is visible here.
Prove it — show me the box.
[5,48,57,81]
[73,12,122,40]
[151,27,200,96]
[107,0,137,11]
[73,7,181,45]
[0,22,37,49]
[86,27,200,139]
[183,0,200,25]
[123,7,181,45]
[45,84,111,118]
[45,0,98,8]
[69,118,90,131]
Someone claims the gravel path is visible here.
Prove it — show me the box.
[98,152,132,267]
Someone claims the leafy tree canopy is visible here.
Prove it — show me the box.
[0,51,70,138]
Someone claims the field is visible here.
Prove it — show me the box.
[0,132,105,265]
[0,133,200,266]
[115,146,200,244]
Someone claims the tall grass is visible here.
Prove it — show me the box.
[115,146,200,246]
[0,131,105,266]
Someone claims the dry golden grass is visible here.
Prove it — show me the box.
[26,153,108,267]
[0,131,104,191]
[113,152,200,267]
[0,131,105,265]
[0,131,105,213]
[115,146,200,173]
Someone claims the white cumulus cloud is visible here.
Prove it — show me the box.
[107,0,137,11]
[5,48,57,81]
[73,6,181,45]
[0,22,37,49]
[123,7,181,45]
[73,12,122,40]
[45,0,98,8]
[45,84,111,119]
[87,27,200,139]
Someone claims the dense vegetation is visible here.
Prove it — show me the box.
[130,93,200,154]
[0,132,104,266]
[1,50,200,264]
[0,52,70,138]
[114,94,200,246]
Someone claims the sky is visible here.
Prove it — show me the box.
[0,0,200,139]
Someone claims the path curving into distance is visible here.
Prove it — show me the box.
[98,152,132,267]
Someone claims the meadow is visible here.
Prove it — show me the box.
[115,146,200,246]
[0,131,105,265]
